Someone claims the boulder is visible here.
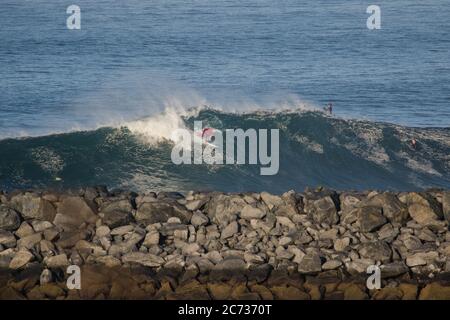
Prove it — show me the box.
[240,205,266,220]
[54,196,97,230]
[135,201,191,225]
[408,204,441,226]
[206,194,247,225]
[44,254,69,268]
[443,191,450,223]
[358,206,387,232]
[304,196,339,225]
[359,241,392,263]
[365,193,409,224]
[297,252,322,274]
[0,231,17,248]
[98,199,134,228]
[9,249,33,269]
[0,205,21,231]
[121,252,165,267]
[406,192,443,225]
[419,282,450,300]
[221,221,239,239]
[11,193,56,221]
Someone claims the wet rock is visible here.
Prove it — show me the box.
[0,205,21,231]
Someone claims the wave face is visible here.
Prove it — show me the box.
[0,109,449,193]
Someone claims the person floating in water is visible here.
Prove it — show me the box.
[410,138,417,149]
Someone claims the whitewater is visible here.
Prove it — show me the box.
[0,105,448,193]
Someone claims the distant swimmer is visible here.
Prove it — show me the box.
[410,138,417,149]
[324,102,333,115]
[328,102,333,115]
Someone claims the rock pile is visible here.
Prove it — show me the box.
[1,187,450,300]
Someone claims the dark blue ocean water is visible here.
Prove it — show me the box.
[0,1,449,192]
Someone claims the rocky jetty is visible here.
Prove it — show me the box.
[1,187,450,300]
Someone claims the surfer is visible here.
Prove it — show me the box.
[328,102,333,115]
[201,127,214,141]
[410,138,417,149]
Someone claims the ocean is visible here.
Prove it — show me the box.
[0,0,449,192]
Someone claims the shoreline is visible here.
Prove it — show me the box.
[1,187,449,300]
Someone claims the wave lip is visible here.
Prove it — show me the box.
[0,108,449,192]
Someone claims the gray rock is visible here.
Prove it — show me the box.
[221,221,239,239]
[135,201,191,225]
[11,193,56,221]
[182,243,201,255]
[96,225,111,238]
[30,220,53,232]
[110,225,134,236]
[206,194,247,225]
[191,211,209,227]
[408,204,441,225]
[334,237,350,252]
[297,252,322,274]
[143,230,160,246]
[17,233,42,249]
[0,205,21,231]
[122,252,165,267]
[322,259,342,270]
[240,205,266,220]
[54,196,97,230]
[260,192,284,210]
[44,254,69,268]
[9,249,33,269]
[359,241,392,263]
[0,231,16,248]
[16,221,35,238]
[305,196,339,225]
[358,206,387,232]
[380,262,408,278]
[99,199,134,228]
[185,199,207,211]
[365,193,409,224]
[443,191,450,223]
